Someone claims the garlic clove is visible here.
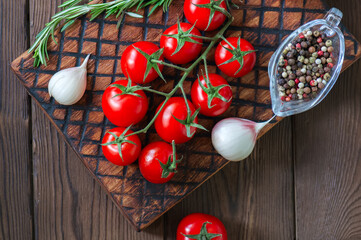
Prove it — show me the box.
[48,55,90,105]
[211,116,275,162]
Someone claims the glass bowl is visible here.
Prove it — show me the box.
[268,8,345,117]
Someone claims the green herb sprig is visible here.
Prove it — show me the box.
[29,0,173,67]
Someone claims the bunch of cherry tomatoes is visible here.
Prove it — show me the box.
[101,0,256,188]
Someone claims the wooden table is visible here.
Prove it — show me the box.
[1,0,361,239]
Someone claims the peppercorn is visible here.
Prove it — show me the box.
[297,88,304,94]
[315,59,322,65]
[325,40,332,47]
[296,70,303,76]
[297,56,305,62]
[304,87,311,94]
[282,72,288,78]
[327,46,334,53]
[290,88,296,94]
[289,73,296,79]
[312,86,318,92]
[292,94,297,100]
[306,76,312,82]
[313,31,320,37]
[286,89,291,95]
[324,73,331,81]
[328,62,334,68]
[278,79,286,85]
[324,67,331,73]
[321,57,327,64]
[324,52,330,58]
[297,62,303,68]
[312,66,319,72]
[283,83,290,89]
[308,46,315,53]
[288,58,296,65]
[279,59,285,66]
[318,82,325,89]
[301,41,308,49]
[288,80,295,87]
[327,58,333,63]
[318,68,325,74]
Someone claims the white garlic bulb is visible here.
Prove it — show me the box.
[48,54,90,105]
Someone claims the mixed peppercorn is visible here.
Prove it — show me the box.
[277,29,335,101]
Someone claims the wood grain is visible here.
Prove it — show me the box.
[11,0,361,230]
[294,1,361,239]
[165,118,295,240]
[0,0,33,239]
[29,0,164,239]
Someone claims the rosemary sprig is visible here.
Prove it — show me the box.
[29,0,173,67]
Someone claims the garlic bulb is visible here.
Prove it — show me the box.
[48,54,90,105]
[211,117,274,161]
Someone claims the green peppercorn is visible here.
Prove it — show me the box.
[304,58,309,64]
[309,57,315,63]
[324,73,331,81]
[297,56,305,62]
[312,52,318,58]
[297,88,304,94]
[325,40,332,47]
[327,58,333,63]
[288,80,295,87]
[279,59,285,67]
[313,31,320,37]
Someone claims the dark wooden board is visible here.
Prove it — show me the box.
[0,0,33,239]
[294,0,361,239]
[10,0,361,230]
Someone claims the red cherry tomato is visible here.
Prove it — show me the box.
[191,73,232,117]
[215,37,256,77]
[184,0,227,31]
[101,127,141,166]
[121,41,164,84]
[102,80,148,127]
[139,141,178,184]
[155,97,198,144]
[177,213,227,240]
[160,22,203,64]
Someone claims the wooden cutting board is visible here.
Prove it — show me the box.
[11,0,361,231]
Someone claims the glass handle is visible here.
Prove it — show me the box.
[322,8,343,37]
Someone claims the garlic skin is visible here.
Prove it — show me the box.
[48,54,90,105]
[211,117,271,161]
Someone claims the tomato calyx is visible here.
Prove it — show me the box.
[198,72,231,109]
[181,221,222,240]
[133,46,165,82]
[163,21,202,56]
[111,78,148,98]
[219,37,257,75]
[192,0,226,30]
[158,140,182,178]
[101,126,136,161]
[173,107,207,138]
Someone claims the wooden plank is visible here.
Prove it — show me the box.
[12,0,361,229]
[0,0,33,239]
[29,0,164,238]
[32,103,164,239]
[294,1,361,239]
[165,119,295,239]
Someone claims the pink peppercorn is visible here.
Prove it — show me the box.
[281,96,286,101]
[318,51,323,57]
[299,33,305,39]
[328,63,334,68]
[317,37,323,43]
[284,59,288,66]
[310,80,317,86]
[296,43,301,49]
[303,93,307,98]
[295,79,300,84]
[285,97,291,102]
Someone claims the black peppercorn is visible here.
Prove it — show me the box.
[278,79,286,85]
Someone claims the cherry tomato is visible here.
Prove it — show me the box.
[121,41,164,84]
[139,141,178,184]
[184,0,227,31]
[155,97,198,144]
[101,127,141,166]
[191,73,232,117]
[160,22,203,64]
[177,213,227,240]
[215,37,256,77]
[102,80,148,127]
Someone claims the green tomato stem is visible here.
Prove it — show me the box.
[126,14,234,137]
[151,59,188,72]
